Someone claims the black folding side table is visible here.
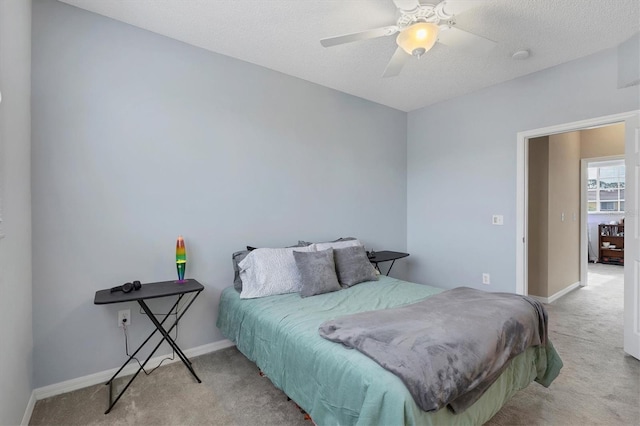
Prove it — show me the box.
[94,278,204,414]
[368,251,409,276]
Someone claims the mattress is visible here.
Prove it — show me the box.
[216,276,562,425]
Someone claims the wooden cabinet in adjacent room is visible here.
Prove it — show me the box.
[598,224,624,265]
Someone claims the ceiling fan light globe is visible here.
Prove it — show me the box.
[396,22,439,57]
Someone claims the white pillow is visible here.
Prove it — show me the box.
[313,239,362,251]
[239,246,315,299]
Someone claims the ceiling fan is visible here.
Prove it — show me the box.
[320,0,497,78]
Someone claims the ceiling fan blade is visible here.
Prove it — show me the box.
[382,47,409,78]
[320,26,398,47]
[440,0,491,16]
[392,0,420,10]
[437,26,496,55]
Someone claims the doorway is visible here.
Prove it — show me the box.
[524,124,624,302]
[515,110,640,360]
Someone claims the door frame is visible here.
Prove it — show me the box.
[516,110,639,296]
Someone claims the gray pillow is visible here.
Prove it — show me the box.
[293,248,342,298]
[232,250,250,292]
[334,245,379,287]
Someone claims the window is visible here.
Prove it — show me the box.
[587,161,625,213]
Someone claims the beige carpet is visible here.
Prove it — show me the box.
[486,263,639,425]
[30,264,639,425]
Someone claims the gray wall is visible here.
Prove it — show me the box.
[0,0,33,423]
[546,132,581,296]
[527,137,549,297]
[618,32,639,88]
[31,0,407,387]
[407,47,640,293]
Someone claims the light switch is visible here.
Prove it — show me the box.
[492,215,504,225]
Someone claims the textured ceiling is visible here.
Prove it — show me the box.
[58,0,640,112]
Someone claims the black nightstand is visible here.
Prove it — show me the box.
[367,251,409,276]
[94,279,204,414]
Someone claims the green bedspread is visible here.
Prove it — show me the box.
[216,276,563,425]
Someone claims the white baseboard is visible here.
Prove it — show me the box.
[21,391,36,426]
[31,339,235,401]
[530,281,581,304]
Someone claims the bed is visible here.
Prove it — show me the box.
[216,275,563,425]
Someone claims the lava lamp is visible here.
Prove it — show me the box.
[176,235,186,282]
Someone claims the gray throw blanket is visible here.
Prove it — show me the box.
[318,287,548,413]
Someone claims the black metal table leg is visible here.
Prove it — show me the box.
[103,291,202,414]
[104,296,185,414]
[385,259,397,276]
[105,296,182,387]
[137,295,202,383]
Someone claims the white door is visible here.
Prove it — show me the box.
[624,112,640,360]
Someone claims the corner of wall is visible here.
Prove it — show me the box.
[0,0,34,425]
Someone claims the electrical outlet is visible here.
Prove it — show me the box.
[482,273,490,285]
[118,309,131,327]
